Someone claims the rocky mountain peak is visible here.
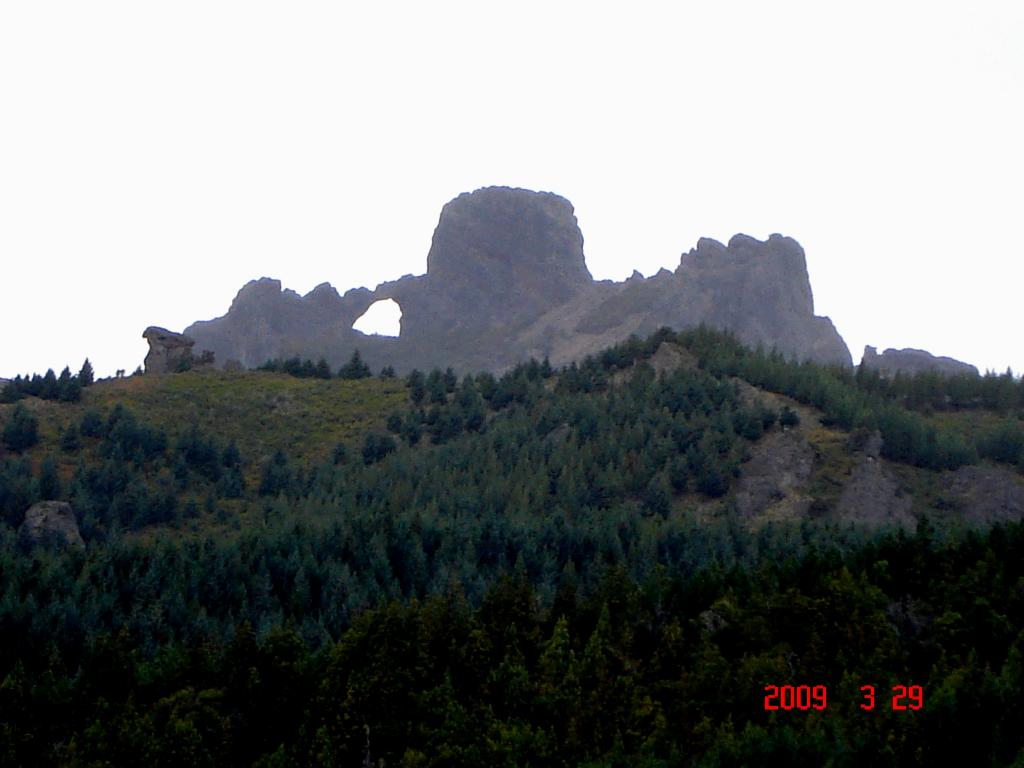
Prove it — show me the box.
[678,232,816,319]
[424,187,592,322]
[231,277,285,309]
[304,282,343,310]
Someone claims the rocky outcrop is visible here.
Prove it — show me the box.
[735,429,815,518]
[183,279,385,372]
[647,341,699,376]
[835,456,915,528]
[861,346,978,378]
[182,186,853,374]
[941,465,1024,525]
[18,501,84,550]
[143,327,196,374]
[522,233,851,369]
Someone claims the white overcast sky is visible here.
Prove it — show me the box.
[1,2,1021,378]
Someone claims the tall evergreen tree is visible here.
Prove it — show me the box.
[407,369,426,405]
[314,358,333,379]
[338,350,372,379]
[2,404,39,452]
[38,455,61,499]
[40,368,59,400]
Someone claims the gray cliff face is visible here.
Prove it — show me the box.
[529,232,850,368]
[183,279,377,370]
[424,187,591,329]
[183,186,853,374]
[861,346,979,378]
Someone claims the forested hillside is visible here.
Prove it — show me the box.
[2,328,1024,766]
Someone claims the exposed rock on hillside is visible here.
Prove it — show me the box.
[647,341,699,376]
[18,501,84,550]
[943,465,1024,525]
[143,327,196,374]
[182,186,853,374]
[735,430,815,519]
[835,456,915,528]
[861,346,979,378]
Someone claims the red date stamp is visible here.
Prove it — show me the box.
[763,684,923,711]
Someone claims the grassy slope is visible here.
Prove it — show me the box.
[3,370,407,485]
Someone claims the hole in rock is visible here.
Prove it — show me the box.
[352,299,402,337]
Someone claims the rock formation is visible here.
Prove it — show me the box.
[943,465,1024,525]
[143,326,197,374]
[18,501,84,550]
[860,346,979,378]
[734,429,815,519]
[182,186,853,374]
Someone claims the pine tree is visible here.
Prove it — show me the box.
[443,367,458,393]
[3,404,39,452]
[338,350,372,379]
[400,414,422,446]
[331,442,350,465]
[407,370,426,405]
[38,455,61,499]
[426,370,446,404]
[537,614,582,755]
[79,409,104,437]
[57,367,82,402]
[60,423,81,452]
[259,449,292,496]
[780,405,800,429]
[362,433,397,465]
[386,411,404,434]
[643,471,672,518]
[40,368,59,400]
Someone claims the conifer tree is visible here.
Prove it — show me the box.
[38,455,61,499]
[60,423,81,452]
[338,349,372,379]
[407,369,426,405]
[3,404,38,452]
[40,368,59,400]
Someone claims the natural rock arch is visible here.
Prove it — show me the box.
[352,298,403,337]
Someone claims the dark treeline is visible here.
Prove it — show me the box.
[856,362,1024,413]
[1,358,94,404]
[257,350,396,380]
[1,521,1023,765]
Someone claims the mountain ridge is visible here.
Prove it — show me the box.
[183,186,853,374]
